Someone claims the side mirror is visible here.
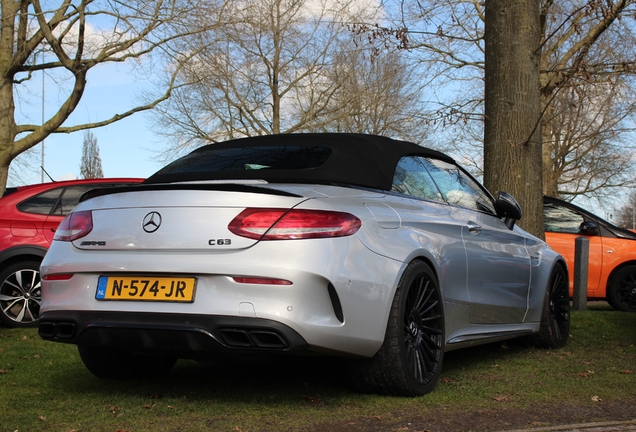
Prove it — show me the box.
[495,192,523,230]
[579,221,599,236]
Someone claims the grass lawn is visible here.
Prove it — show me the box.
[1,303,635,432]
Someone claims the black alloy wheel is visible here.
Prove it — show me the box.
[607,265,636,312]
[349,261,444,396]
[534,265,570,349]
[0,261,42,328]
[402,267,444,386]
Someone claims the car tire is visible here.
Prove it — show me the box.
[607,265,636,312]
[78,345,177,380]
[533,265,570,349]
[0,260,42,328]
[348,260,444,396]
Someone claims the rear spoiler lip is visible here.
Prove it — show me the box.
[80,182,303,202]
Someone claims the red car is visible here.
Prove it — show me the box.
[544,196,636,312]
[0,178,143,327]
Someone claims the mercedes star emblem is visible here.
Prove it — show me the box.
[142,211,162,233]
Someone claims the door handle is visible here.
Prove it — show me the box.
[467,221,482,234]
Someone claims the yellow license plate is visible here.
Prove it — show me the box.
[96,276,196,302]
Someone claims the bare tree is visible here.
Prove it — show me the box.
[322,46,431,143]
[79,130,103,179]
[151,0,431,158]
[358,0,636,236]
[543,77,636,201]
[0,0,227,191]
[613,189,636,229]
[152,0,350,154]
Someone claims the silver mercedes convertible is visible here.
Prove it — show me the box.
[39,134,570,396]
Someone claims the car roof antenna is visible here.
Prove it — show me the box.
[41,166,55,182]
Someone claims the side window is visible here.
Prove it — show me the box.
[50,186,93,215]
[544,203,585,233]
[17,188,64,215]
[425,159,496,214]
[392,157,444,202]
[51,184,125,216]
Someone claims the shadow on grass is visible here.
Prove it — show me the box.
[36,305,636,404]
[45,351,355,404]
[42,339,542,404]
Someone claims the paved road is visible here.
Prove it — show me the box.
[501,420,636,432]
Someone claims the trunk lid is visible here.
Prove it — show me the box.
[71,187,308,252]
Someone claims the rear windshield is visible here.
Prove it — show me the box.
[153,146,333,176]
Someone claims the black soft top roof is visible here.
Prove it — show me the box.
[145,133,454,190]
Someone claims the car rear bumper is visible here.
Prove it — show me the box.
[39,310,310,359]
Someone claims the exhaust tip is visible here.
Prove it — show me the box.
[219,327,288,349]
[38,321,76,339]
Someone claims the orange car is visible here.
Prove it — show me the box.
[544,196,636,312]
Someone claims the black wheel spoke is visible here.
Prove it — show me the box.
[421,325,443,336]
[401,269,443,387]
[549,266,570,337]
[413,278,428,310]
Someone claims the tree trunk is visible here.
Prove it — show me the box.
[484,0,544,238]
[0,0,19,190]
[0,76,16,190]
[541,98,560,198]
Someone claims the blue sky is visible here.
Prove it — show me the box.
[12,60,168,186]
[8,41,621,221]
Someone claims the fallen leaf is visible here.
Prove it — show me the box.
[620,370,633,374]
[491,395,508,402]
[22,336,28,340]
[372,415,381,420]
[303,395,321,403]
[38,415,46,422]
[0,370,7,374]
[33,355,40,359]
[591,396,601,402]
[108,405,120,414]
[442,378,451,383]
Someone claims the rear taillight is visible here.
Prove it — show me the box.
[228,208,361,240]
[54,210,93,241]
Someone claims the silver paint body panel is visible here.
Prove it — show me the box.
[41,183,563,357]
